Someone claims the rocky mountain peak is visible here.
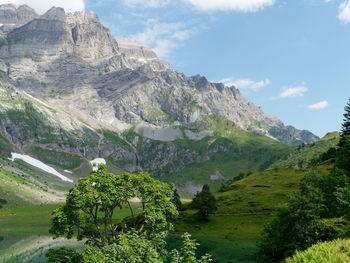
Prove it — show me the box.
[41,7,66,22]
[0,4,319,146]
[66,10,100,25]
[0,7,119,61]
[0,4,38,26]
[117,38,170,71]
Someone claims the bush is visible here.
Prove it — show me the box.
[285,239,350,263]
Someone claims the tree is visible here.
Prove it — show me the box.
[171,187,182,211]
[337,98,350,173]
[49,165,178,248]
[0,198,6,209]
[191,184,217,220]
[286,239,350,263]
[339,98,350,147]
[257,172,349,262]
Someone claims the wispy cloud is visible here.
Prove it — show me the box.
[122,0,170,8]
[338,1,350,23]
[0,0,85,14]
[272,85,308,99]
[185,0,276,12]
[219,77,270,91]
[308,100,329,109]
[325,0,350,23]
[131,20,196,58]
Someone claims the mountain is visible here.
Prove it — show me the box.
[0,5,319,193]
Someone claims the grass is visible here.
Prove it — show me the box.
[170,161,333,262]
[0,161,332,263]
[161,132,291,196]
[0,202,143,262]
[0,204,60,235]
[272,132,339,168]
[26,146,84,170]
[216,162,332,214]
[172,210,267,263]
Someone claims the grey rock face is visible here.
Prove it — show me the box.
[0,4,38,26]
[0,4,319,149]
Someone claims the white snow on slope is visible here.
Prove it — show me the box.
[9,153,73,183]
[23,91,51,108]
[90,158,106,171]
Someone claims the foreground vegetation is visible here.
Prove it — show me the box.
[256,98,350,262]
[0,99,349,262]
[285,239,350,263]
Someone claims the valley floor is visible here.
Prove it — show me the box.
[0,204,268,263]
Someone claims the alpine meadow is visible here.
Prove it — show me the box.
[0,1,349,263]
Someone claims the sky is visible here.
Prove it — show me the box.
[2,0,350,137]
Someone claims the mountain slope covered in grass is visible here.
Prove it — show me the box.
[272,132,339,168]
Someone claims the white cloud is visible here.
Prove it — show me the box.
[308,100,329,109]
[123,0,170,8]
[219,77,270,91]
[185,0,275,12]
[272,86,308,99]
[0,0,85,14]
[338,1,350,23]
[131,20,195,58]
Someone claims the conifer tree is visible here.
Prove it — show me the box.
[337,98,350,173]
[191,184,217,220]
[171,188,182,211]
[339,98,350,148]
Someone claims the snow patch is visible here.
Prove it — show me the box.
[90,158,106,171]
[23,91,51,108]
[64,170,72,174]
[9,153,73,183]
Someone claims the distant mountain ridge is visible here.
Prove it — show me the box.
[0,5,318,143]
[0,5,319,192]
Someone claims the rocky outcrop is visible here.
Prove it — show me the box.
[0,4,38,26]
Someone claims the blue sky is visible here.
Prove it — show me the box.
[3,0,350,137]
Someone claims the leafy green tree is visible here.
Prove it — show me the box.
[169,233,213,263]
[286,239,350,263]
[235,171,246,181]
[50,165,178,248]
[191,184,217,220]
[256,173,348,262]
[48,165,212,263]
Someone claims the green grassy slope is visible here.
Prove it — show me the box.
[174,162,333,263]
[216,162,332,214]
[0,155,73,208]
[161,125,292,196]
[272,132,339,169]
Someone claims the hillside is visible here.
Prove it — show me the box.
[174,161,333,262]
[272,132,339,169]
